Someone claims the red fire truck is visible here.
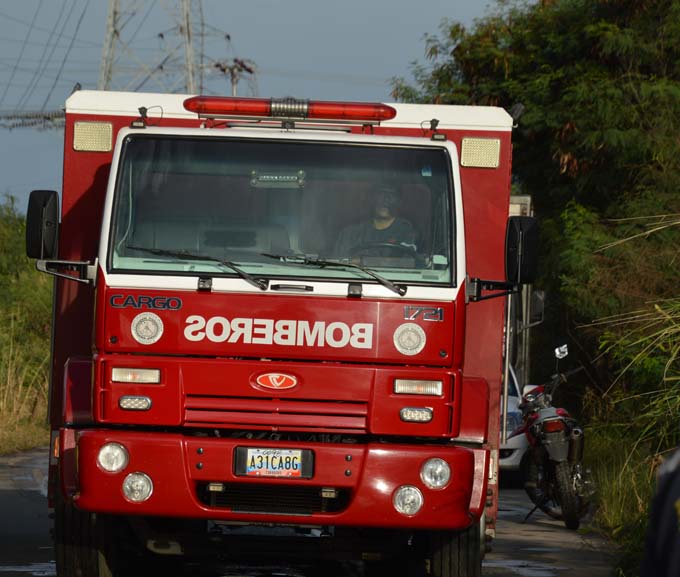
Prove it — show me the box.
[26,90,536,577]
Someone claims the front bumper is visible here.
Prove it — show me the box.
[66,429,482,530]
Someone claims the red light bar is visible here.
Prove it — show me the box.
[183,96,396,123]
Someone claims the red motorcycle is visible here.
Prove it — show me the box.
[512,346,593,530]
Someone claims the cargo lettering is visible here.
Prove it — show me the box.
[110,294,182,310]
[184,315,373,349]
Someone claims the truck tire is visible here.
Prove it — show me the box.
[54,499,121,577]
[427,524,481,577]
[554,461,580,530]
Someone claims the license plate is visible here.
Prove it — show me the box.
[234,447,314,478]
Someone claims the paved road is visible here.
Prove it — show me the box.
[0,450,615,576]
[485,481,615,577]
[0,449,52,577]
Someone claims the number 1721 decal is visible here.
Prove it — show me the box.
[403,306,444,322]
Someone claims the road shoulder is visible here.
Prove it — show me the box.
[484,488,617,576]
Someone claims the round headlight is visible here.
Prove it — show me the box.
[97,443,129,473]
[393,485,424,516]
[122,472,153,502]
[420,458,451,490]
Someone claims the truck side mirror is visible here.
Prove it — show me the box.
[26,190,59,259]
[505,216,538,285]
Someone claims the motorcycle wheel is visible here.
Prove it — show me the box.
[554,461,581,530]
[522,455,562,520]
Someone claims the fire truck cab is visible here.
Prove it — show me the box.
[26,91,536,577]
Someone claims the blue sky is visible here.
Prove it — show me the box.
[0,0,494,210]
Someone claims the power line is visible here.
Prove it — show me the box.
[0,110,64,130]
[123,0,158,57]
[0,56,99,66]
[15,0,74,110]
[0,8,99,48]
[0,2,263,128]
[0,34,160,54]
[0,0,43,109]
[41,0,89,111]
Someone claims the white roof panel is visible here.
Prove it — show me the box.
[384,102,512,132]
[66,90,512,132]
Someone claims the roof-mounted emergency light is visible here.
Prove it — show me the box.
[183,96,397,124]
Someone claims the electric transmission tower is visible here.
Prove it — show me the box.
[0,1,257,130]
[99,0,204,93]
[98,0,256,95]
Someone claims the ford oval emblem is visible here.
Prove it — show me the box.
[255,373,298,390]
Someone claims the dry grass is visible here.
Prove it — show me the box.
[0,336,49,456]
[0,423,49,456]
[585,425,655,577]
[583,299,680,576]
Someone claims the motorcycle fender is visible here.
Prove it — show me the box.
[544,440,570,462]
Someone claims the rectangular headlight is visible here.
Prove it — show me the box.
[112,368,161,384]
[394,379,443,396]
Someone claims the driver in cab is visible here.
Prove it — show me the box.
[334,186,416,258]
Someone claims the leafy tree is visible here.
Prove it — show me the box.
[395,5,680,570]
[393,0,680,376]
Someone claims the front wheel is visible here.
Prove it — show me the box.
[426,523,482,577]
[54,498,135,577]
[554,461,581,530]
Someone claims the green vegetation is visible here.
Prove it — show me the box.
[0,196,51,455]
[394,0,680,574]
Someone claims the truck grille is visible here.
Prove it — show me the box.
[184,395,368,433]
[196,482,350,516]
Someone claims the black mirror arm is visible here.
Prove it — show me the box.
[466,276,517,303]
[36,258,97,285]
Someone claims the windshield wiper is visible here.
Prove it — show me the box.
[261,253,406,296]
[127,245,269,291]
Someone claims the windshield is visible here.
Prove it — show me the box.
[109,134,454,285]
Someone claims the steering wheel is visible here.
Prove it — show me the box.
[349,242,416,258]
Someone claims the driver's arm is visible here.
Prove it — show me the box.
[334,223,362,257]
[397,218,417,250]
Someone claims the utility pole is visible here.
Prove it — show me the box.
[214,58,256,96]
